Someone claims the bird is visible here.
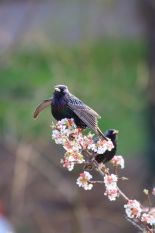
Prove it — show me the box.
[95,129,118,164]
[34,84,108,140]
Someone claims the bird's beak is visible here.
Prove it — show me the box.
[55,87,60,92]
[113,130,119,135]
[33,98,52,118]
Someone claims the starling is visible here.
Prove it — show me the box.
[95,129,118,164]
[34,84,107,140]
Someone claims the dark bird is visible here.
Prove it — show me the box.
[95,129,118,164]
[34,84,107,140]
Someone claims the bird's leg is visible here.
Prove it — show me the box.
[97,163,109,174]
[83,162,93,170]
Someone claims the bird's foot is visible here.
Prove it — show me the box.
[83,162,93,170]
[98,163,109,174]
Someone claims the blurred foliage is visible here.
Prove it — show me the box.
[0,40,147,155]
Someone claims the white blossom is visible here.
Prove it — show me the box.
[141,213,155,226]
[51,118,78,144]
[76,171,93,190]
[111,155,125,169]
[60,151,85,171]
[60,159,75,171]
[104,174,119,201]
[104,187,119,201]
[88,138,114,154]
[63,140,81,153]
[52,129,66,144]
[124,200,142,219]
[104,174,118,188]
[78,133,94,149]
[52,119,94,153]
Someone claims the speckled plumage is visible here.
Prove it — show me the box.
[52,86,87,128]
[51,85,107,140]
[34,84,107,140]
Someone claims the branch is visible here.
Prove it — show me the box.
[51,118,155,233]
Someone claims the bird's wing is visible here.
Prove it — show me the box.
[65,94,101,130]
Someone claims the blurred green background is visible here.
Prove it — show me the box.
[0,1,155,233]
[0,41,147,154]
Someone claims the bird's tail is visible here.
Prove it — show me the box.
[33,98,52,119]
[97,127,108,141]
